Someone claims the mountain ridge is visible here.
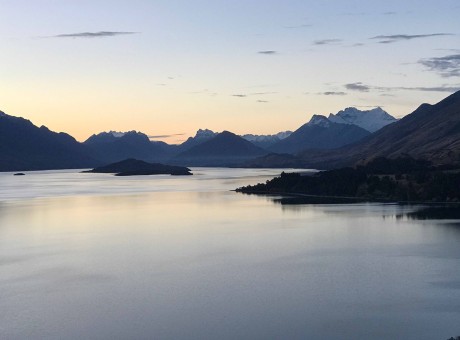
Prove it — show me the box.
[269,115,371,154]
[1,92,457,171]
[172,131,268,166]
[0,112,98,171]
[328,107,397,132]
[295,90,460,169]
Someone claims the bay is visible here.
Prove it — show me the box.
[0,168,459,339]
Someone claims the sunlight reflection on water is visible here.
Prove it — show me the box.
[0,169,459,339]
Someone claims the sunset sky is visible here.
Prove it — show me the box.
[1,0,459,143]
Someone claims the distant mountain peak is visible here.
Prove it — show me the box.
[308,114,331,128]
[269,113,371,154]
[219,130,234,137]
[0,110,6,117]
[294,89,460,168]
[241,131,292,149]
[328,106,396,132]
[195,129,217,138]
[109,131,125,137]
[173,130,267,166]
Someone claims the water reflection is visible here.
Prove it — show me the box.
[266,193,460,222]
[403,206,460,220]
[2,169,460,339]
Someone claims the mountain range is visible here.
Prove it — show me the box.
[250,90,460,169]
[328,107,397,132]
[321,90,460,167]
[268,115,371,154]
[171,131,268,166]
[84,130,173,163]
[0,111,97,171]
[3,92,457,172]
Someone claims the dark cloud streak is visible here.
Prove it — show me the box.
[345,82,460,93]
[283,24,312,29]
[232,91,277,98]
[345,82,370,92]
[419,54,460,78]
[313,39,342,46]
[322,91,347,96]
[50,31,139,38]
[149,133,185,139]
[371,33,453,44]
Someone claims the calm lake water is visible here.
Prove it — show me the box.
[1,168,459,339]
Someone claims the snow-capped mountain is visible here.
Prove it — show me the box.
[181,129,292,150]
[242,131,292,148]
[328,107,397,133]
[110,131,125,137]
[307,114,332,128]
[269,114,370,154]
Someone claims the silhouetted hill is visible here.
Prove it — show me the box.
[83,158,191,176]
[296,90,460,169]
[269,115,370,154]
[84,131,176,163]
[0,111,98,171]
[173,131,268,166]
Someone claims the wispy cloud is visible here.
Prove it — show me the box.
[188,89,218,96]
[258,50,277,55]
[345,82,460,93]
[345,82,370,92]
[149,133,185,139]
[250,91,277,95]
[49,31,139,38]
[257,100,269,103]
[419,54,460,78]
[321,91,347,96]
[342,12,368,16]
[283,24,312,29]
[313,39,342,46]
[406,86,460,92]
[231,91,277,98]
[370,33,453,44]
[382,11,397,15]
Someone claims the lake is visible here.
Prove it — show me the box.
[1,168,459,339]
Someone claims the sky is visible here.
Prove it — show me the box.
[1,0,459,144]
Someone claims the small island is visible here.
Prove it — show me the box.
[236,157,460,203]
[83,158,192,176]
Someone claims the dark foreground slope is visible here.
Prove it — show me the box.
[0,111,98,171]
[83,159,192,176]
